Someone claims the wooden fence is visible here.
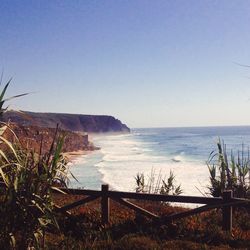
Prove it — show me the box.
[57,184,250,232]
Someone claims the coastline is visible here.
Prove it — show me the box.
[63,150,92,162]
[63,133,102,162]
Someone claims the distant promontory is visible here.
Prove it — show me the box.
[1,110,130,133]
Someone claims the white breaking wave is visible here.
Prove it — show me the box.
[68,126,250,207]
[91,133,209,196]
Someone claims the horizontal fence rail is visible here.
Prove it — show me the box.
[57,184,250,232]
[1,183,249,232]
[60,187,245,205]
[61,188,223,204]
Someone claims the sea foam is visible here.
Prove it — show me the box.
[69,126,250,201]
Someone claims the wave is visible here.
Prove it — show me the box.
[68,126,250,206]
[172,157,181,163]
[96,155,209,195]
[93,132,208,195]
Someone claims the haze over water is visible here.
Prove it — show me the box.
[69,126,250,197]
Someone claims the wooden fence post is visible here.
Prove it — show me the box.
[222,190,233,232]
[101,184,110,224]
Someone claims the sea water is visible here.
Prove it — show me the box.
[69,126,250,197]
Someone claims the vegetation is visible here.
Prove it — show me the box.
[135,169,182,195]
[0,128,68,248]
[0,79,68,248]
[0,77,28,116]
[207,140,250,198]
[46,195,250,249]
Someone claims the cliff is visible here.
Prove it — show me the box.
[2,123,97,155]
[1,110,130,133]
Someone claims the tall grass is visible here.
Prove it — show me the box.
[0,79,69,248]
[135,169,182,195]
[207,139,250,198]
[0,127,69,248]
[0,77,28,116]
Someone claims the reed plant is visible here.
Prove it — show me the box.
[0,79,69,248]
[0,76,28,116]
[207,139,250,198]
[0,128,68,249]
[135,169,182,195]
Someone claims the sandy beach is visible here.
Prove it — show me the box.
[63,150,90,162]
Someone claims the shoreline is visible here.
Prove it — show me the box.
[63,131,128,162]
[63,134,102,162]
[63,150,93,162]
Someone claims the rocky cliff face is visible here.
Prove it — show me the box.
[2,123,97,154]
[1,111,130,133]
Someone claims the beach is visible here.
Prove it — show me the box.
[64,150,92,162]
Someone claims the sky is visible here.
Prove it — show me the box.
[1,0,250,128]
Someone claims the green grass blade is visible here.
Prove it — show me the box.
[0,78,11,102]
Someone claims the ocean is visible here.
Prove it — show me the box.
[69,126,250,197]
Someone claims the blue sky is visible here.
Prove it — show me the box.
[1,0,250,128]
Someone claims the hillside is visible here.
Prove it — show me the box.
[1,110,130,133]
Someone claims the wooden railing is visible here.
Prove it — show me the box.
[57,184,250,232]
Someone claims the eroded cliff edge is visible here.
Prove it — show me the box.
[2,123,97,154]
[1,110,130,133]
